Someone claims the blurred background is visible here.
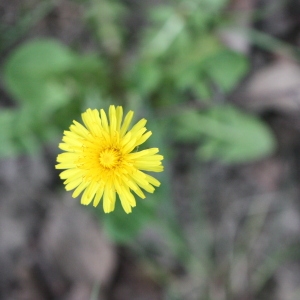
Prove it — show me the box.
[1,0,300,299]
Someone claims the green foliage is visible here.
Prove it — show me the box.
[204,49,248,93]
[5,40,75,108]
[130,0,248,103]
[0,109,21,156]
[2,39,106,154]
[0,0,276,251]
[176,105,276,163]
[85,0,126,55]
[101,197,156,243]
[4,39,105,111]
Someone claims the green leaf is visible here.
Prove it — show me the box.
[198,0,228,12]
[4,39,105,114]
[0,110,20,156]
[4,39,76,108]
[101,197,156,244]
[3,38,106,146]
[0,107,41,157]
[149,5,174,24]
[132,60,162,95]
[176,105,276,163]
[204,50,249,92]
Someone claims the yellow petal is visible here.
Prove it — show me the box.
[100,109,109,132]
[93,185,105,207]
[116,106,123,130]
[109,105,117,133]
[120,110,134,136]
[72,181,90,198]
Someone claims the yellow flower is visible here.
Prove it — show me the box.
[55,105,164,213]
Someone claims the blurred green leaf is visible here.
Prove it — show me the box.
[177,105,276,163]
[2,39,107,157]
[4,39,76,109]
[4,39,105,114]
[0,109,20,156]
[130,60,162,96]
[85,0,125,55]
[204,50,249,92]
[198,0,228,12]
[149,5,174,24]
[0,107,42,156]
[101,197,156,244]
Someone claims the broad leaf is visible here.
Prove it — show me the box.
[177,105,276,163]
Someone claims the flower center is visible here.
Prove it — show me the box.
[99,148,121,169]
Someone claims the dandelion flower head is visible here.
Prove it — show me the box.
[55,105,164,213]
